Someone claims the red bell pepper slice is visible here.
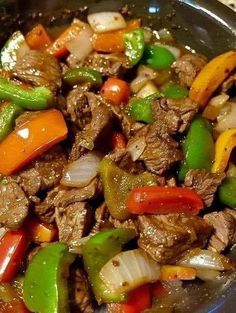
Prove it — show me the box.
[101,77,131,105]
[0,298,30,313]
[127,186,204,216]
[111,132,127,150]
[0,230,28,283]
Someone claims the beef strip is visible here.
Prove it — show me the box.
[69,268,94,313]
[67,52,130,76]
[55,202,94,248]
[130,123,182,175]
[172,53,207,87]
[13,50,62,92]
[204,209,236,252]
[138,214,212,263]
[66,85,92,130]
[151,97,198,134]
[90,203,113,235]
[35,187,59,223]
[184,169,225,207]
[108,149,144,174]
[17,146,67,196]
[69,93,114,161]
[0,178,29,229]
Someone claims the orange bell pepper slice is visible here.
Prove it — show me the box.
[25,24,52,50]
[92,19,141,53]
[212,128,236,173]
[190,51,236,108]
[160,265,196,281]
[0,109,68,175]
[28,218,57,243]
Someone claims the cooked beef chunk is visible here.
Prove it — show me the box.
[138,214,212,263]
[172,53,207,87]
[130,123,182,175]
[69,93,114,161]
[108,149,144,174]
[90,203,113,234]
[151,97,198,134]
[66,85,92,130]
[221,73,236,93]
[204,209,236,252]
[55,202,94,247]
[13,50,61,92]
[69,268,94,313]
[109,216,138,233]
[35,187,59,223]
[17,146,67,196]
[67,52,130,76]
[184,169,225,207]
[0,178,29,229]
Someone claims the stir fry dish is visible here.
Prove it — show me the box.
[0,10,236,313]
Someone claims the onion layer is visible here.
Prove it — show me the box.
[99,249,160,294]
[61,152,101,188]
[88,12,126,33]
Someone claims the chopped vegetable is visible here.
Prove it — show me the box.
[0,109,68,175]
[127,186,204,216]
[88,12,126,33]
[28,218,57,243]
[101,77,131,105]
[160,265,196,281]
[190,50,236,108]
[151,282,169,298]
[23,243,75,313]
[215,102,236,133]
[144,45,175,69]
[218,177,236,208]
[61,152,101,188]
[136,81,158,98]
[83,228,136,303]
[0,79,53,110]
[0,230,28,283]
[130,75,150,93]
[1,31,30,71]
[99,249,160,294]
[178,116,215,181]
[178,248,233,271]
[111,132,127,150]
[129,98,153,123]
[0,298,30,313]
[63,67,103,87]
[124,28,145,65]
[92,19,141,53]
[163,84,188,99]
[0,102,23,143]
[196,269,220,281]
[99,157,157,220]
[212,128,236,173]
[25,24,52,50]
[202,94,229,121]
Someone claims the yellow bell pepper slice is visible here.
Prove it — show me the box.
[212,128,236,173]
[190,51,236,108]
[160,265,196,281]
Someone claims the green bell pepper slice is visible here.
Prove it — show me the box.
[23,243,75,313]
[143,45,175,69]
[1,31,29,71]
[100,157,157,220]
[163,83,189,99]
[124,28,145,66]
[63,68,103,87]
[0,79,53,110]
[218,177,236,208]
[0,102,23,142]
[129,98,153,123]
[178,116,215,181]
[83,228,136,304]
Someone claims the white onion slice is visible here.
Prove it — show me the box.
[209,94,229,107]
[88,12,126,33]
[196,269,220,281]
[157,28,174,41]
[130,75,149,93]
[99,249,160,294]
[61,152,101,188]
[127,136,146,161]
[66,25,93,61]
[178,248,232,271]
[137,65,157,79]
[0,228,8,241]
[137,81,158,98]
[215,102,236,133]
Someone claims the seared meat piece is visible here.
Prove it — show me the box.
[90,203,113,235]
[0,178,29,229]
[131,123,182,175]
[204,209,236,252]
[172,53,207,87]
[17,146,67,196]
[55,202,94,247]
[67,52,130,76]
[13,50,61,92]
[69,268,94,313]
[69,93,114,161]
[35,187,59,223]
[138,214,212,263]
[151,97,198,134]
[66,85,92,130]
[184,169,225,207]
[108,149,144,174]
